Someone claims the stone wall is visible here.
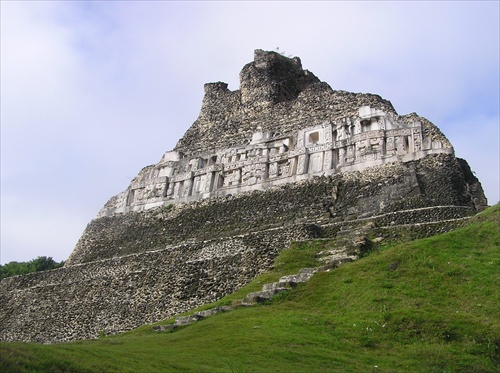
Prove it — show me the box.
[456,157,488,210]
[0,224,320,343]
[329,153,481,220]
[0,204,474,343]
[68,153,478,265]
[68,177,332,264]
[320,205,475,239]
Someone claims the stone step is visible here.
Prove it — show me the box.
[318,255,356,266]
[278,268,318,284]
[193,306,232,319]
[175,314,204,326]
[334,230,354,239]
[261,281,296,292]
[153,306,232,332]
[240,288,288,306]
[330,237,353,245]
[152,324,177,332]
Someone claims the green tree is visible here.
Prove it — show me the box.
[0,256,64,280]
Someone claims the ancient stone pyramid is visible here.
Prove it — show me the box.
[0,50,487,343]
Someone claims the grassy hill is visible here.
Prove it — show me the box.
[1,205,499,372]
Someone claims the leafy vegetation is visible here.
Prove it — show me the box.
[1,205,498,372]
[0,256,64,280]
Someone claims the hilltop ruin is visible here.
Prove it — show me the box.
[0,50,487,343]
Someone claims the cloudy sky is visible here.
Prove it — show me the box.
[1,1,498,264]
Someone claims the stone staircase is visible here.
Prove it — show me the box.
[316,222,375,264]
[153,306,233,332]
[152,212,470,333]
[149,208,473,334]
[153,222,374,333]
[238,267,319,306]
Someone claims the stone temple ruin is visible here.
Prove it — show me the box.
[98,51,452,217]
[0,50,488,343]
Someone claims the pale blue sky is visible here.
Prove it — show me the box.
[1,1,499,264]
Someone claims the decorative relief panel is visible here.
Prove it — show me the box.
[104,109,444,212]
[395,136,407,155]
[362,150,378,162]
[172,172,193,182]
[182,179,192,197]
[412,128,422,152]
[386,137,395,155]
[346,145,355,164]
[165,181,175,199]
[324,124,333,143]
[223,169,241,187]
[356,139,368,157]
[207,164,223,172]
[192,176,203,194]
[353,118,361,135]
[370,137,384,154]
[173,183,181,199]
[309,153,323,173]
[204,173,214,193]
[269,153,289,162]
[269,162,278,178]
[338,147,346,166]
[297,154,307,175]
[308,143,333,153]
[277,160,291,177]
[242,163,266,186]
[323,150,333,170]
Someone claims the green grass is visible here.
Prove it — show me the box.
[1,205,499,372]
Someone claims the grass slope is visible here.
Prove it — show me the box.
[1,205,499,372]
